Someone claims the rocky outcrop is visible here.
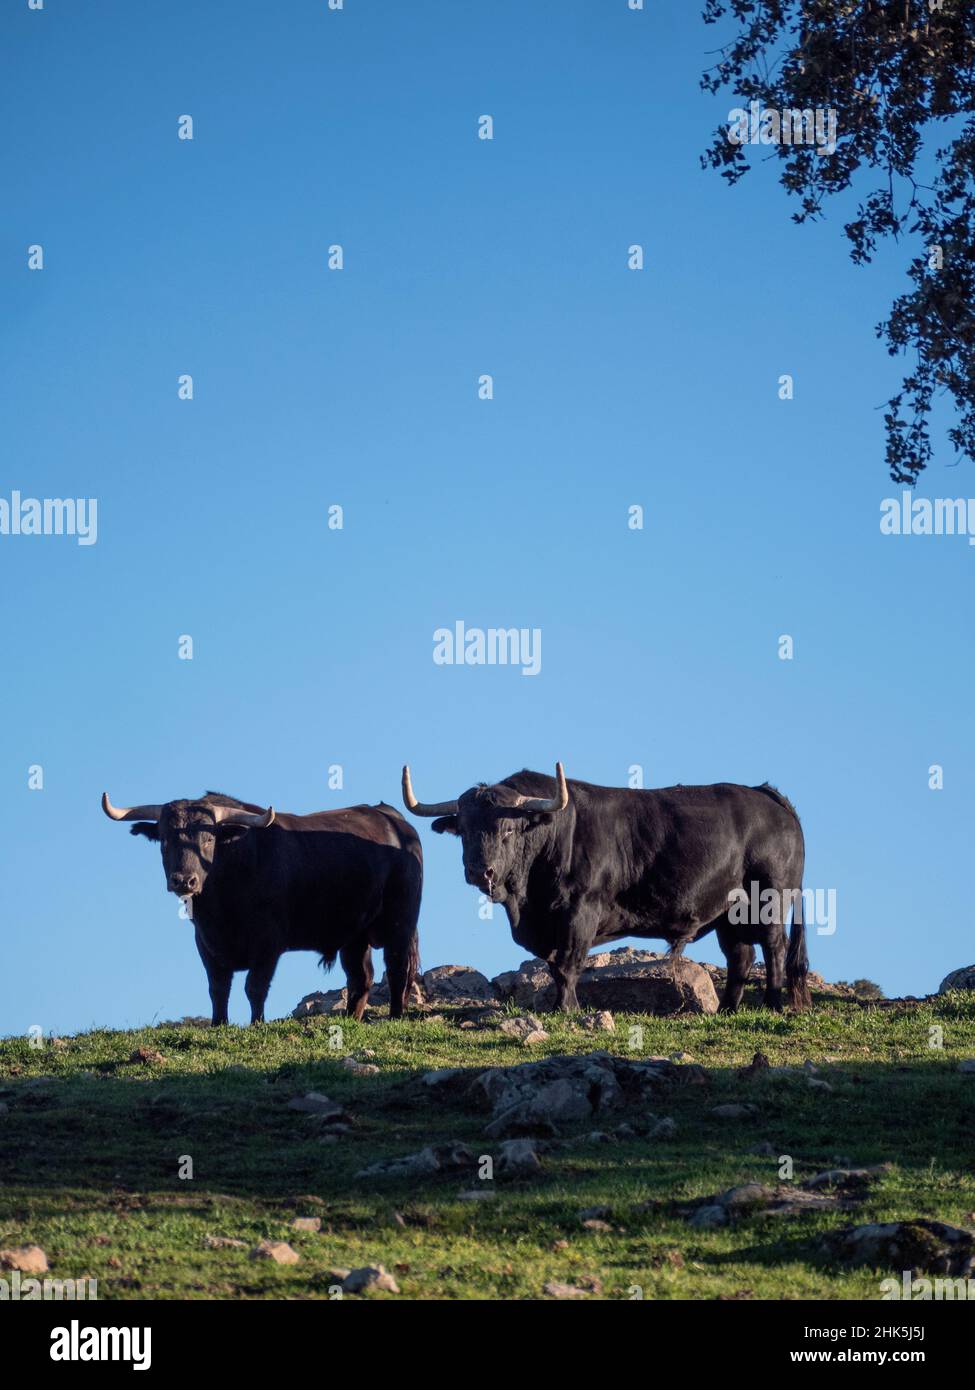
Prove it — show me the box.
[492,949,718,1015]
[939,965,975,993]
[293,948,859,1019]
[419,1050,688,1139]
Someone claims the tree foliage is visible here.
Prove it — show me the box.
[700,0,975,482]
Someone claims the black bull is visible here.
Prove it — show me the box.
[403,765,809,1013]
[102,791,421,1023]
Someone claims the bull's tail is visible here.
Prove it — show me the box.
[786,889,811,1010]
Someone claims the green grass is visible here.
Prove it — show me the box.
[2,993,974,1300]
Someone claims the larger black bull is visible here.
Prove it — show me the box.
[402,764,809,1013]
[102,791,421,1023]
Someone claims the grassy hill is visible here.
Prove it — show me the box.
[2,992,974,1300]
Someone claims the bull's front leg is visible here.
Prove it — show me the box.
[244,954,279,1024]
[548,916,595,1013]
[196,931,232,1026]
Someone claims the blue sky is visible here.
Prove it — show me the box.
[2,0,972,1035]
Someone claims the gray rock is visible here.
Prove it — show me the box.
[498,1138,542,1176]
[710,1104,755,1120]
[717,1183,773,1208]
[689,1204,728,1229]
[355,1142,474,1180]
[957,1059,975,1074]
[579,1011,616,1033]
[342,1264,400,1294]
[543,1280,593,1299]
[498,1014,548,1041]
[823,1220,975,1276]
[291,1217,322,1232]
[802,1165,892,1190]
[250,1240,300,1264]
[421,965,497,1002]
[939,966,975,994]
[287,1092,345,1119]
[293,989,347,1018]
[492,948,718,1015]
[340,1057,379,1076]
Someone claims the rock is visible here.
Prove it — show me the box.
[493,959,558,1010]
[702,960,847,998]
[802,1165,891,1191]
[293,989,347,1018]
[806,1078,833,1092]
[421,965,497,1003]
[412,1051,682,1140]
[957,1059,975,1074]
[521,1030,549,1046]
[355,1143,473,1180]
[370,974,424,1009]
[291,1217,322,1232]
[710,1104,755,1120]
[493,948,718,1015]
[824,1221,975,1275]
[498,1138,541,1176]
[581,1218,613,1232]
[718,1184,774,1209]
[543,1280,593,1299]
[292,975,422,1018]
[484,1077,592,1136]
[689,1204,728,1229]
[340,1057,379,1076]
[579,1205,611,1222]
[250,1240,300,1265]
[579,1011,616,1033]
[457,1189,496,1201]
[498,1014,548,1041]
[0,1245,48,1273]
[128,1048,165,1066]
[204,1235,247,1249]
[650,1117,677,1138]
[287,1092,346,1119]
[687,1179,863,1223]
[939,966,975,994]
[342,1264,400,1294]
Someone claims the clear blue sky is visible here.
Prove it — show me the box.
[2,0,972,1035]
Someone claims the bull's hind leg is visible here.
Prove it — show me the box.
[752,875,793,1011]
[341,937,374,1021]
[760,927,786,1011]
[716,918,755,1012]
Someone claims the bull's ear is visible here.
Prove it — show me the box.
[129,822,161,841]
[431,815,460,836]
